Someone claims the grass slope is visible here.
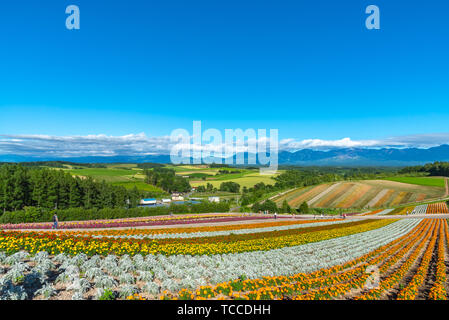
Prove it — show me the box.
[383,176,445,188]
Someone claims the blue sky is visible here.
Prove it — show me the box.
[0,0,448,156]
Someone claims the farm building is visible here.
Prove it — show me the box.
[162,198,171,203]
[140,198,157,205]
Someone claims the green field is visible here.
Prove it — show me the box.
[111,180,168,194]
[384,176,445,188]
[190,172,279,189]
[65,168,142,183]
[61,164,277,194]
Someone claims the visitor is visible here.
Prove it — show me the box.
[274,212,277,220]
[52,213,59,230]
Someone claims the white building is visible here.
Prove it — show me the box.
[208,196,220,203]
[140,198,157,205]
[162,198,172,203]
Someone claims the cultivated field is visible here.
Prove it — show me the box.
[189,172,279,189]
[274,180,445,209]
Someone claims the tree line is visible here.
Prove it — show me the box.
[0,201,231,224]
[0,164,145,213]
[144,167,191,193]
[399,162,449,177]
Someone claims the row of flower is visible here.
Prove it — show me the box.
[412,205,428,215]
[289,218,432,300]
[160,219,428,300]
[360,209,384,216]
[0,219,420,300]
[60,218,340,237]
[396,219,440,299]
[0,219,395,256]
[355,219,436,299]
[82,219,354,240]
[0,214,281,230]
[289,218,433,300]
[427,202,449,214]
[428,220,447,300]
[160,218,449,300]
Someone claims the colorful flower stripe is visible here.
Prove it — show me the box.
[396,219,440,300]
[292,219,431,301]
[428,220,447,300]
[0,214,283,230]
[360,209,383,216]
[259,222,426,300]
[292,219,432,300]
[426,202,449,214]
[355,219,436,300]
[0,219,395,256]
[53,218,341,237]
[161,219,428,300]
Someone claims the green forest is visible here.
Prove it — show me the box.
[0,164,145,212]
[399,161,449,177]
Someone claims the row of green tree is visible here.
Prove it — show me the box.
[399,162,449,177]
[0,164,145,213]
[194,181,241,193]
[0,161,108,169]
[0,201,230,224]
[143,167,191,193]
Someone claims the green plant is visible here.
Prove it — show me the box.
[98,289,116,300]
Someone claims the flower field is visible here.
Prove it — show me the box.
[1,206,449,300]
[274,180,445,209]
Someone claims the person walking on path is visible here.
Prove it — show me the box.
[274,212,277,220]
[52,213,59,230]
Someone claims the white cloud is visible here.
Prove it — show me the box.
[279,137,381,150]
[0,132,448,159]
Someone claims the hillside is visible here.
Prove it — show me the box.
[273,179,445,209]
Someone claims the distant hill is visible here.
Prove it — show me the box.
[1,144,449,166]
[277,144,449,166]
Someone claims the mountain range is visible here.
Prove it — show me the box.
[1,145,449,166]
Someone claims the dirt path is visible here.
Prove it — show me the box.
[268,188,297,201]
[445,178,449,196]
